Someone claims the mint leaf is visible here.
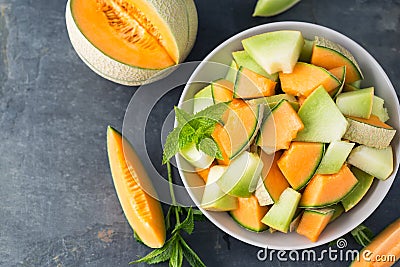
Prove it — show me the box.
[174,106,193,128]
[193,209,207,222]
[173,207,194,235]
[131,235,177,264]
[351,224,374,247]
[163,127,182,164]
[178,235,206,267]
[194,102,229,122]
[198,138,222,159]
[178,124,196,150]
[170,238,183,267]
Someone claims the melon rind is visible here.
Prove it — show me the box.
[65,0,198,86]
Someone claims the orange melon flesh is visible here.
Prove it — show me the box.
[234,67,276,98]
[212,79,234,104]
[107,126,166,248]
[347,115,394,129]
[279,62,340,97]
[351,218,400,267]
[311,44,361,83]
[260,150,290,202]
[71,0,177,69]
[195,162,216,183]
[277,142,324,190]
[329,66,346,81]
[230,195,269,232]
[296,209,334,242]
[300,164,358,207]
[212,124,231,166]
[257,100,304,152]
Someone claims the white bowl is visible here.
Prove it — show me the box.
[176,21,400,250]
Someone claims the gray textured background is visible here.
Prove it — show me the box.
[0,0,399,266]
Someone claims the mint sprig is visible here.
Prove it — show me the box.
[130,162,206,267]
[351,224,374,247]
[162,103,229,164]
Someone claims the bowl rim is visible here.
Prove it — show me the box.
[176,21,400,250]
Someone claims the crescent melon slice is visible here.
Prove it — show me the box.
[66,0,198,85]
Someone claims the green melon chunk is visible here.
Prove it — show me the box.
[329,204,345,223]
[193,85,214,113]
[201,166,238,211]
[254,176,274,206]
[242,30,304,74]
[289,210,303,232]
[261,188,301,233]
[316,141,355,174]
[372,95,389,122]
[347,145,393,180]
[341,167,374,212]
[336,87,374,119]
[180,142,214,169]
[343,83,360,92]
[295,86,348,143]
[217,151,263,197]
[225,60,238,83]
[253,0,300,17]
[343,116,396,149]
[351,80,362,88]
[232,50,278,81]
[299,39,314,63]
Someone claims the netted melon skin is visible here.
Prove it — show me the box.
[65,0,198,86]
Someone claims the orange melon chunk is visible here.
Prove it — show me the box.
[107,126,165,248]
[234,67,276,99]
[279,62,340,97]
[196,162,216,183]
[211,79,234,103]
[211,124,231,165]
[230,195,269,232]
[260,150,290,202]
[299,164,358,208]
[277,142,324,190]
[257,100,304,153]
[350,218,400,267]
[296,208,334,242]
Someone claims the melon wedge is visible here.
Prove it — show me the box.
[295,86,348,143]
[343,115,396,149]
[225,60,238,83]
[277,142,324,190]
[316,141,355,175]
[230,195,269,232]
[193,85,214,114]
[66,0,197,85]
[107,126,165,248]
[329,204,345,223]
[234,67,277,99]
[336,87,374,119]
[328,65,346,97]
[242,30,304,74]
[296,208,334,242]
[299,39,314,63]
[311,36,363,83]
[300,164,358,208]
[372,95,390,122]
[232,50,278,81]
[279,62,341,97]
[257,100,304,153]
[247,94,299,111]
[211,79,234,103]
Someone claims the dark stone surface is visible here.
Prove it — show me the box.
[0,0,399,266]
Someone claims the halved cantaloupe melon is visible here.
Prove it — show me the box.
[300,164,359,208]
[277,141,324,191]
[107,126,165,248]
[66,0,198,85]
[279,62,341,97]
[230,195,269,232]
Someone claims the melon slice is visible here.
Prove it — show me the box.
[254,176,274,206]
[300,164,359,208]
[257,100,304,154]
[279,62,341,97]
[179,142,214,170]
[372,95,390,122]
[336,87,374,119]
[343,115,396,149]
[261,188,301,233]
[289,210,303,232]
[107,126,165,248]
[201,165,238,211]
[232,50,278,81]
[253,0,301,17]
[211,79,234,103]
[195,162,215,183]
[193,85,214,114]
[247,94,299,111]
[296,208,335,242]
[311,36,363,83]
[295,86,348,143]
[242,30,304,74]
[316,141,355,175]
[225,60,238,83]
[230,195,269,232]
[217,151,263,197]
[299,39,314,63]
[277,142,324,190]
[341,167,374,212]
[329,204,345,223]
[234,67,276,99]
[347,145,393,180]
[328,66,346,97]
[260,150,290,202]
[66,0,197,85]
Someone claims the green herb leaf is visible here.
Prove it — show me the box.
[133,231,144,245]
[178,124,196,150]
[174,106,193,128]
[198,137,223,159]
[194,102,229,122]
[192,209,207,222]
[351,224,374,247]
[131,235,177,264]
[170,239,183,267]
[178,235,206,267]
[173,207,194,235]
[163,127,182,164]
